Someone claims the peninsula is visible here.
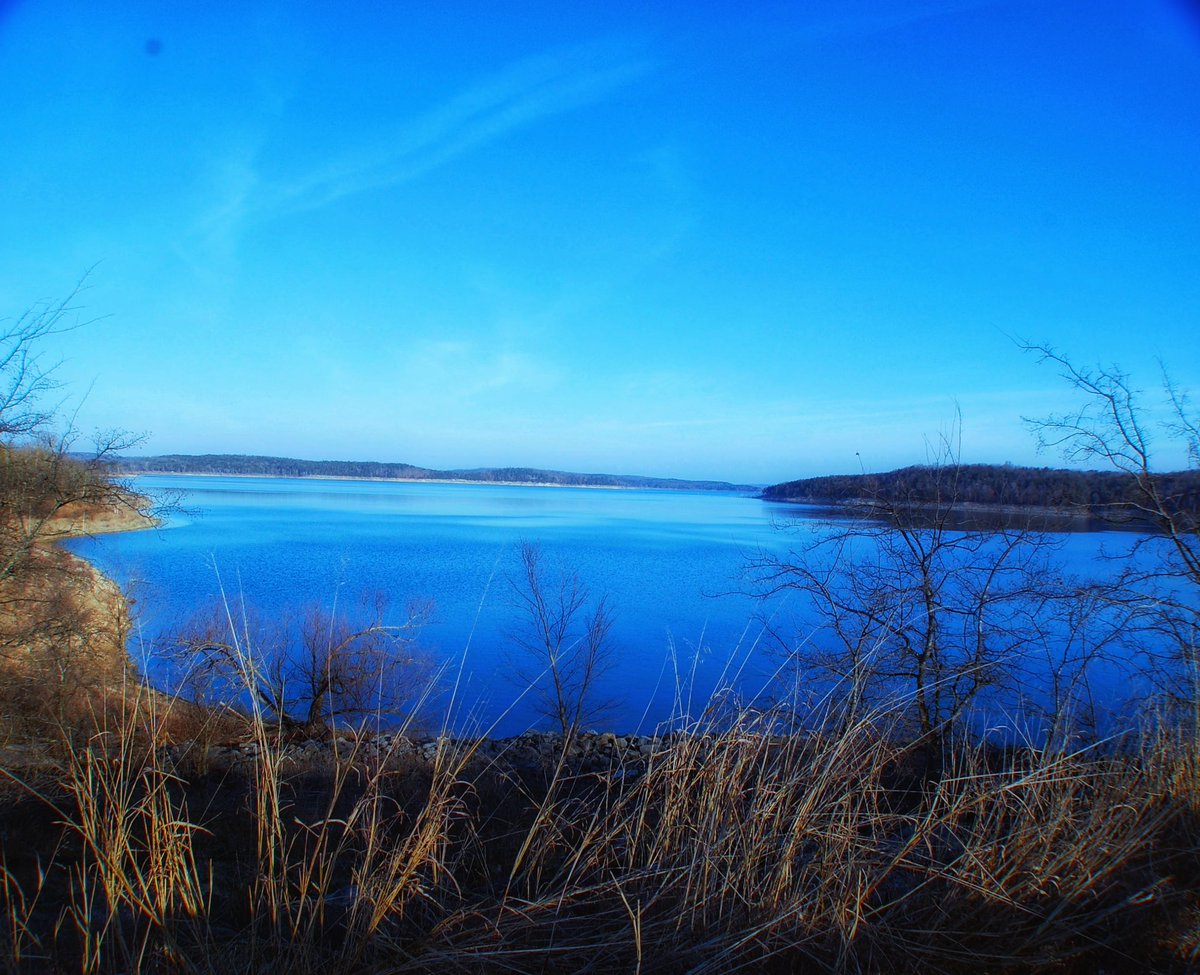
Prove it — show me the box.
[761,462,1200,528]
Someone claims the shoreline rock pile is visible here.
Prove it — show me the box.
[166,729,670,775]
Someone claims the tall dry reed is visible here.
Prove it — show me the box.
[1,680,1197,973]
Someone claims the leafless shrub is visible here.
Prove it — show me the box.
[507,540,615,742]
[171,594,435,737]
[1025,344,1200,723]
[747,431,1091,744]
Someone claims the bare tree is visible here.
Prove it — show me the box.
[1,278,153,589]
[1023,344,1198,582]
[0,284,161,739]
[171,594,434,736]
[0,284,92,438]
[749,433,1086,743]
[508,541,615,740]
[1024,344,1200,716]
[0,431,149,587]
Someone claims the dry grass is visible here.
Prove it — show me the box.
[1,682,1197,974]
[0,546,136,746]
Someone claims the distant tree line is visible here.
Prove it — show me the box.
[761,463,1200,528]
[113,453,430,481]
[110,453,752,492]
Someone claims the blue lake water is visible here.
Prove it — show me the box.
[67,477,802,734]
[64,475,1168,736]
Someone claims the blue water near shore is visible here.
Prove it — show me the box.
[66,476,804,735]
[65,475,1162,736]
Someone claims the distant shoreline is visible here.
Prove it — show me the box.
[125,471,675,492]
[113,456,758,493]
[762,495,1151,533]
[758,463,1200,533]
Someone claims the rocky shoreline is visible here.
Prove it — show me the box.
[169,728,670,775]
[41,490,159,538]
[1,727,676,773]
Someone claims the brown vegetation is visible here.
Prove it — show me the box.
[1,287,155,750]
[0,442,158,745]
[169,597,435,739]
[0,690,1198,973]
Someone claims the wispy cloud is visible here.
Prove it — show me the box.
[179,139,263,280]
[191,36,653,255]
[402,338,557,401]
[276,38,651,216]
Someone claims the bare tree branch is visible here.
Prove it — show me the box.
[507,541,616,740]
[748,426,1090,743]
[1024,343,1200,717]
[0,273,100,439]
[170,596,433,735]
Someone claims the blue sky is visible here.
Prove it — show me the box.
[1,0,1197,483]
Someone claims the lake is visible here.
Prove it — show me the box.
[65,475,1168,737]
[67,477,799,735]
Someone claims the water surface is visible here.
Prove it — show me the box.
[66,475,1171,737]
[69,477,794,734]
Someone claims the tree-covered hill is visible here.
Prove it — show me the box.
[111,454,756,493]
[761,463,1200,526]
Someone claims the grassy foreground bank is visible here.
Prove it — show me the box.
[1,683,1199,974]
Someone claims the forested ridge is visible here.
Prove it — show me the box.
[111,453,754,492]
[762,463,1200,524]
